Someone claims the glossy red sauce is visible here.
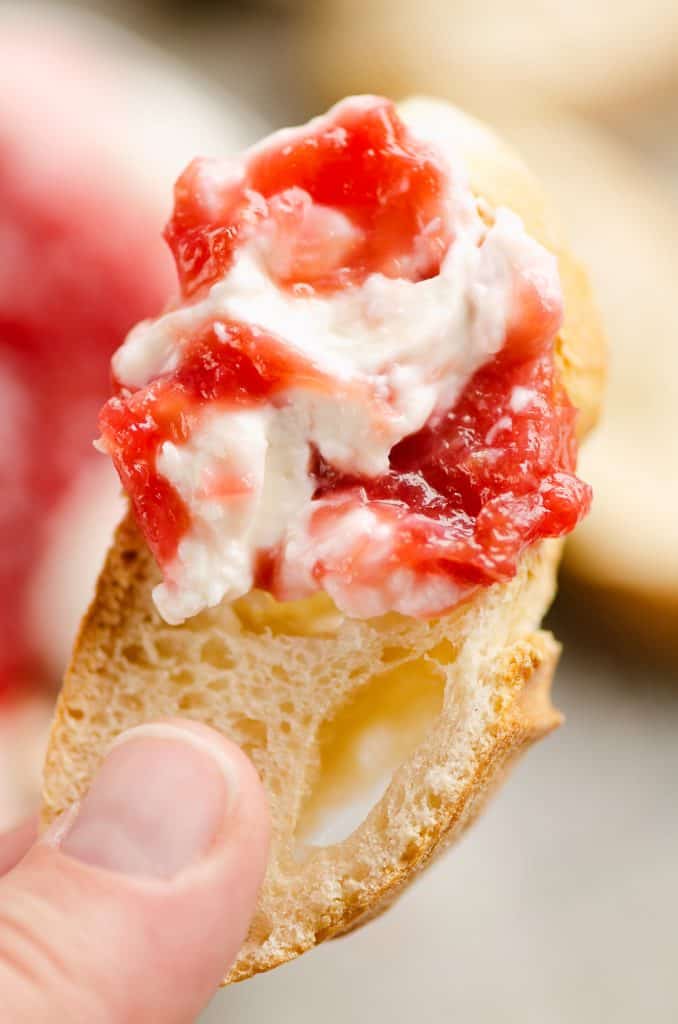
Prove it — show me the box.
[103,97,590,615]
[165,97,451,297]
[312,349,589,591]
[1,148,169,699]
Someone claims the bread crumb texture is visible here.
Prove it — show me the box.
[43,514,562,983]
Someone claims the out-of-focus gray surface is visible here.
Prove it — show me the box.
[203,603,678,1022]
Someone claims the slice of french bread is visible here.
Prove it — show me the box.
[41,104,605,984]
[497,113,678,658]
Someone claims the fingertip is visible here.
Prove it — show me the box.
[55,717,269,883]
[111,717,271,847]
[0,721,271,1020]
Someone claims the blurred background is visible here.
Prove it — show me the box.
[1,0,676,1020]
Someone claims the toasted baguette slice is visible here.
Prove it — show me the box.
[41,104,605,984]
[304,0,678,117]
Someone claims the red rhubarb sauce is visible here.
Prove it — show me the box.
[102,319,331,565]
[313,350,587,588]
[164,96,451,297]
[101,97,590,612]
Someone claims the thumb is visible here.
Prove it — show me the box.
[0,720,270,1024]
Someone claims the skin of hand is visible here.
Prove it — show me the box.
[0,719,270,1023]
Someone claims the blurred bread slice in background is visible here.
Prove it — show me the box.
[607,91,678,185]
[303,0,678,116]
[493,113,678,658]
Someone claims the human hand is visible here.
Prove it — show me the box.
[0,719,270,1022]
